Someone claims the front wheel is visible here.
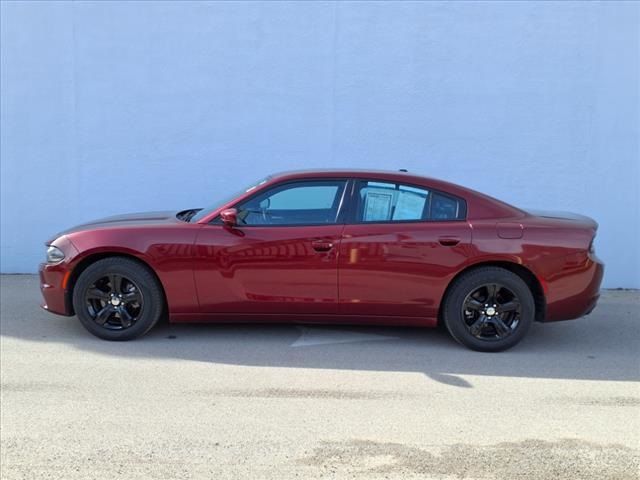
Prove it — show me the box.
[72,257,164,341]
[442,267,535,352]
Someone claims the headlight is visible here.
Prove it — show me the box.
[46,245,65,264]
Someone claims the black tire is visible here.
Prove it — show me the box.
[72,257,164,341]
[442,267,534,352]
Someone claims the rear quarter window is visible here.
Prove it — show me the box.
[431,192,466,221]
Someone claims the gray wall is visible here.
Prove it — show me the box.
[1,1,638,287]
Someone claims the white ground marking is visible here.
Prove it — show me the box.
[291,327,398,347]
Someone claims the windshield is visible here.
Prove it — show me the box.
[188,177,270,223]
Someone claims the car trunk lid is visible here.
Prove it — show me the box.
[526,209,598,230]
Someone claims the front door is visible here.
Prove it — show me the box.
[194,179,348,314]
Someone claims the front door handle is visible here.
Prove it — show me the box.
[438,236,460,247]
[312,240,334,252]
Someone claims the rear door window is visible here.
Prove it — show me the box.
[353,180,465,223]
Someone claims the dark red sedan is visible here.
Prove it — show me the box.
[40,170,603,351]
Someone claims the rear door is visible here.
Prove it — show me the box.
[338,179,472,319]
[194,179,349,314]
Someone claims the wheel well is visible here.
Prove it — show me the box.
[439,262,546,324]
[65,253,167,316]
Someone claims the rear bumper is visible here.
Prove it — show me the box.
[544,254,604,322]
[39,262,73,316]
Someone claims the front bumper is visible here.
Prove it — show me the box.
[39,236,79,316]
[39,262,74,316]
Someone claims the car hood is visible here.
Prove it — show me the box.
[49,211,179,242]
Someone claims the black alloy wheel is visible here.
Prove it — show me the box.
[462,283,521,341]
[72,257,164,341]
[442,267,535,352]
[84,273,143,330]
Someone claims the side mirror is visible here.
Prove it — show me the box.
[220,208,238,227]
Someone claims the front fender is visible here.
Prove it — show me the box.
[65,227,200,315]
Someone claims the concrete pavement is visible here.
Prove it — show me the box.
[1,275,639,479]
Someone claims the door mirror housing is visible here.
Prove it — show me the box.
[220,208,238,227]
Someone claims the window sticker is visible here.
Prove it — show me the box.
[399,185,428,195]
[393,192,427,220]
[364,191,393,221]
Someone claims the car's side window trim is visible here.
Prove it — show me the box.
[334,179,352,225]
[211,178,352,227]
[429,190,467,221]
[345,178,467,225]
[340,178,358,225]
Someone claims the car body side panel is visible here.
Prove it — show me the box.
[39,171,604,328]
[338,222,473,321]
[193,224,344,314]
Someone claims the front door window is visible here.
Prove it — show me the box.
[235,180,347,226]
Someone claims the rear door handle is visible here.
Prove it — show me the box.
[438,236,460,247]
[311,240,334,252]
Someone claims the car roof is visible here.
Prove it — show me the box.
[270,168,422,179]
[267,169,524,220]
[269,168,455,189]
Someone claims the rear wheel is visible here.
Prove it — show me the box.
[442,267,534,352]
[72,257,164,340]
